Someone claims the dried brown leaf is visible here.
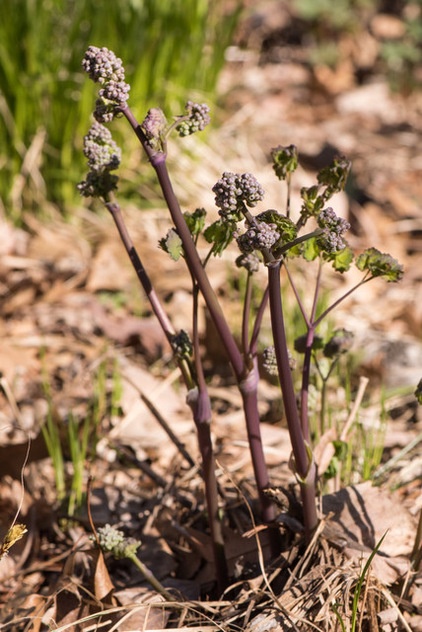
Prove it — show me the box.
[114,587,168,630]
[90,548,115,602]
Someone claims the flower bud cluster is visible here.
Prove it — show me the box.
[170,329,193,359]
[213,172,265,222]
[262,346,278,376]
[176,101,211,137]
[323,328,354,358]
[83,121,121,171]
[317,207,350,253]
[77,121,121,199]
[77,170,119,199]
[235,252,260,273]
[237,221,280,254]
[82,46,130,122]
[142,108,168,148]
[95,524,141,559]
[262,346,296,376]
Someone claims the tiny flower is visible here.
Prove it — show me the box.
[238,173,265,208]
[99,79,130,105]
[170,329,193,358]
[235,252,261,273]
[82,46,126,85]
[83,121,121,171]
[317,207,350,253]
[95,524,141,559]
[78,122,121,199]
[262,346,278,377]
[96,523,124,551]
[212,172,264,221]
[237,222,280,254]
[176,101,211,137]
[262,346,295,376]
[82,46,130,122]
[77,170,119,198]
[142,108,168,148]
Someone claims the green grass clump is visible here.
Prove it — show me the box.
[0,0,241,219]
[41,357,121,516]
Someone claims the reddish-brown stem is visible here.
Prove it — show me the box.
[242,272,252,356]
[105,201,175,340]
[120,104,279,553]
[268,261,318,541]
[190,281,228,591]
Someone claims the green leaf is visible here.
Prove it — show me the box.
[184,207,206,236]
[159,228,184,261]
[204,219,236,256]
[317,156,351,199]
[300,185,325,220]
[302,236,319,261]
[325,246,354,272]
[356,247,404,281]
[271,144,298,180]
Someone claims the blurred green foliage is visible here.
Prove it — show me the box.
[293,0,374,31]
[0,0,242,219]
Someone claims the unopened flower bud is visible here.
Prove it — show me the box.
[176,101,210,137]
[323,329,354,358]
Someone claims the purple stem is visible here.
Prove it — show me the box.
[300,327,314,443]
[249,284,269,356]
[106,201,176,341]
[154,150,277,527]
[120,106,244,373]
[190,282,228,591]
[242,272,252,358]
[268,261,318,540]
[120,106,278,532]
[107,195,228,589]
[297,261,322,441]
[314,276,369,328]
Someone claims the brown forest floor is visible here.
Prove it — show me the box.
[0,2,422,631]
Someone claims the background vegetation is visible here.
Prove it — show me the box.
[0,0,241,219]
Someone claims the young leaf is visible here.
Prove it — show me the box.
[325,246,354,272]
[184,207,206,237]
[356,247,404,281]
[317,156,351,198]
[159,228,184,261]
[204,219,236,256]
[294,334,324,354]
[271,144,298,180]
[300,185,325,220]
[302,236,319,261]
